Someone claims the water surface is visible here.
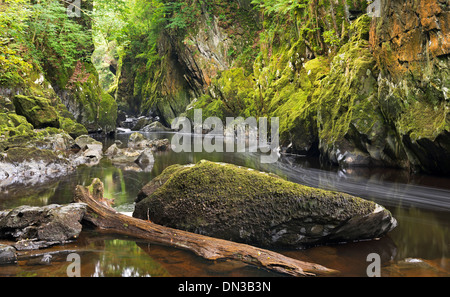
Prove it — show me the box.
[0,132,449,277]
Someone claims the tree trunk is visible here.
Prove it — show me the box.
[73,179,339,277]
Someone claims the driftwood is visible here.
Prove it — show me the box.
[73,179,339,277]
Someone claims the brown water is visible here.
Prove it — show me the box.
[0,132,449,277]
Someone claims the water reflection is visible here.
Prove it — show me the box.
[0,132,449,277]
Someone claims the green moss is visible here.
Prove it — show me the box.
[349,14,372,42]
[12,95,60,129]
[59,116,88,139]
[0,112,35,140]
[397,100,449,141]
[188,67,257,122]
[98,92,118,134]
[139,160,377,218]
[4,147,61,164]
[316,38,378,145]
[134,160,394,247]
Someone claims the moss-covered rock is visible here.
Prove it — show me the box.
[12,95,60,129]
[134,160,397,248]
[59,116,88,139]
[57,61,118,134]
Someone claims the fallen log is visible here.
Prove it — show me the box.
[73,178,339,277]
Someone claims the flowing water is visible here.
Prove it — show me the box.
[0,132,449,277]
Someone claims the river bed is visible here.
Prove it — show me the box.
[0,132,449,277]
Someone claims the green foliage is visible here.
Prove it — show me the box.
[0,0,92,86]
[28,0,91,70]
[164,0,202,31]
[251,0,310,16]
[0,0,33,85]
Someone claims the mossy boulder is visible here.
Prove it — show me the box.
[12,95,60,129]
[133,160,397,248]
[59,117,88,139]
[0,112,35,139]
[57,62,118,134]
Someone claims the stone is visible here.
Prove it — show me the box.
[0,147,75,185]
[12,95,60,129]
[72,135,103,166]
[131,117,152,131]
[133,160,397,248]
[74,135,103,150]
[0,244,17,265]
[105,140,155,172]
[0,203,87,250]
[127,132,146,148]
[135,148,155,165]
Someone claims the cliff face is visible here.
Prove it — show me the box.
[114,0,259,124]
[0,0,117,135]
[115,0,449,174]
[368,0,450,173]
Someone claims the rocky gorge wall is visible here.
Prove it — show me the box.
[0,0,118,186]
[114,0,449,175]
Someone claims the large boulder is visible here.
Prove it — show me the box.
[0,203,87,250]
[133,160,397,248]
[0,147,75,185]
[12,95,60,129]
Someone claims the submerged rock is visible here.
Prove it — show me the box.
[134,160,397,248]
[0,203,86,250]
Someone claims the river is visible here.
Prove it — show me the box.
[0,132,449,277]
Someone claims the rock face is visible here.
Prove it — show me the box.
[113,0,449,175]
[0,147,73,183]
[133,160,397,248]
[367,0,450,174]
[0,204,87,250]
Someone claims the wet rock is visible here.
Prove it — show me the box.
[148,139,171,152]
[128,132,146,149]
[135,148,155,166]
[105,135,155,172]
[13,239,61,251]
[134,160,397,248]
[105,144,143,164]
[0,203,87,250]
[131,117,152,131]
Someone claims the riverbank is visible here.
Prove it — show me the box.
[0,132,448,277]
